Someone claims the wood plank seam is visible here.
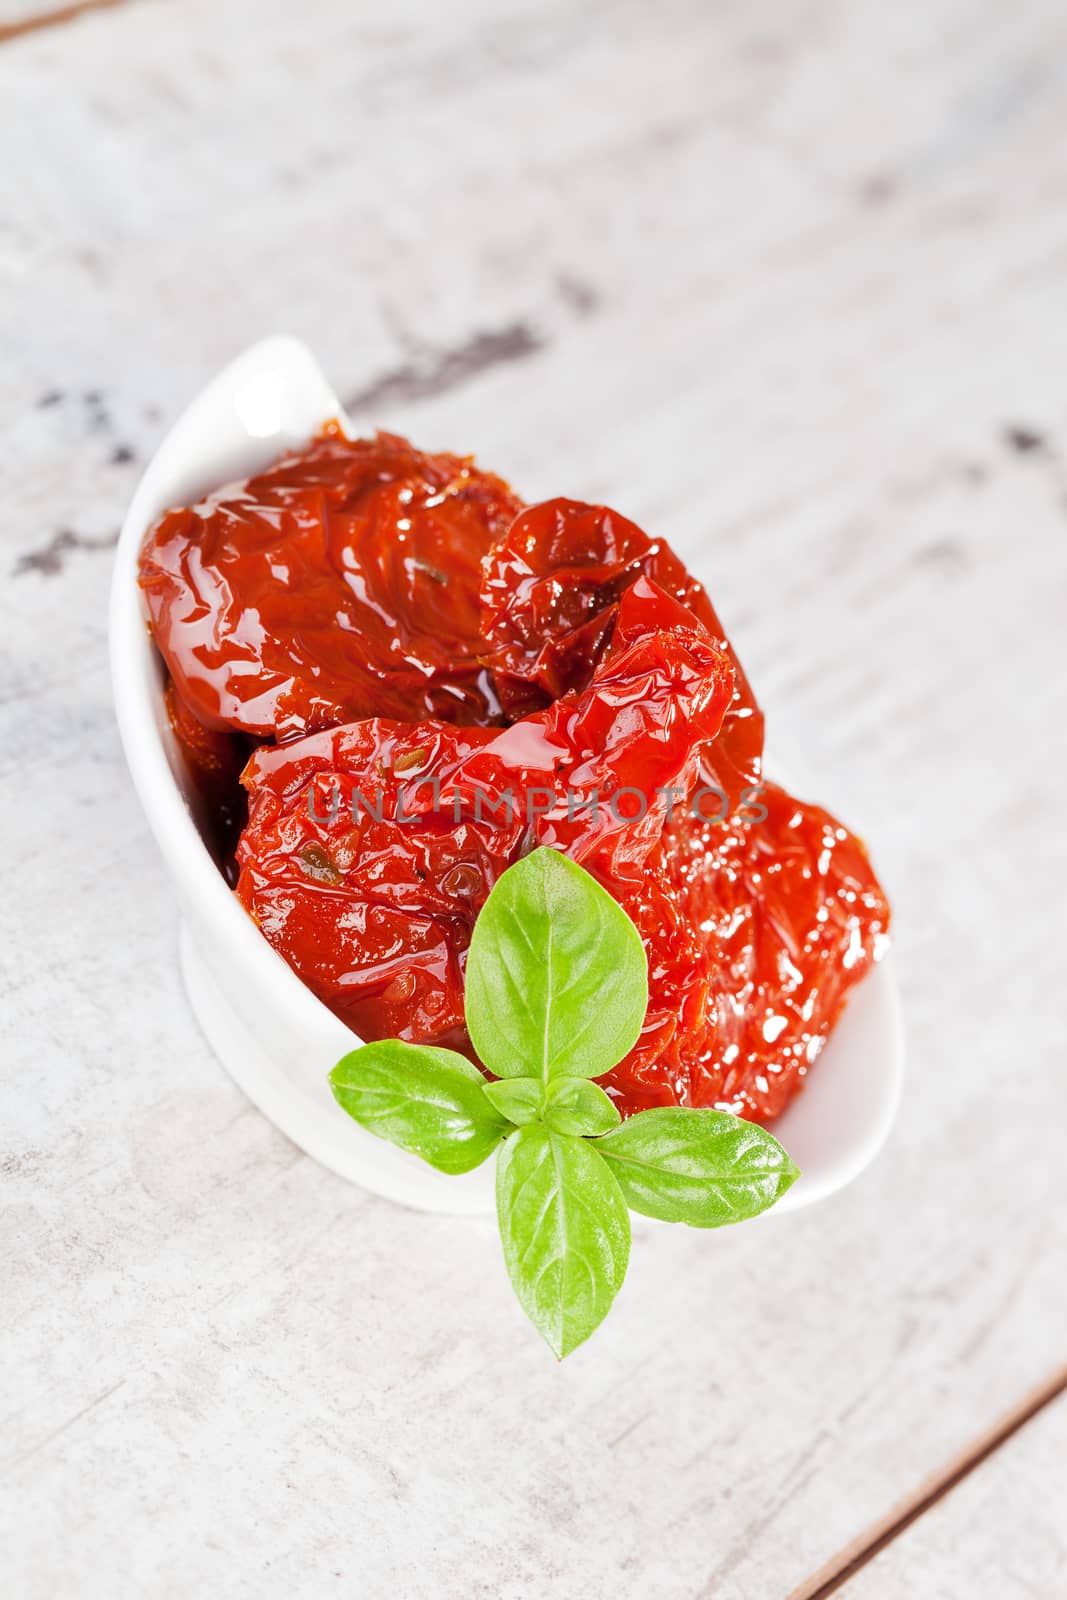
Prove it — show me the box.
[787,1364,1067,1600]
[0,0,127,46]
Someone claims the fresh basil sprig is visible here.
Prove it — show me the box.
[329,847,799,1358]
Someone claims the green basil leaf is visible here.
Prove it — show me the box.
[465,847,648,1082]
[596,1106,799,1226]
[330,1041,507,1175]
[543,1076,621,1137]
[482,1077,544,1126]
[496,1124,630,1359]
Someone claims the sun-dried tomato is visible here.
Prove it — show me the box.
[140,426,522,740]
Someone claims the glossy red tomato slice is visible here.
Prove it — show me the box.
[480,496,764,803]
[140,426,523,740]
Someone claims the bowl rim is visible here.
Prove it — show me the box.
[111,342,320,1000]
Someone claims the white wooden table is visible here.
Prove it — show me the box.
[3,2,1066,1595]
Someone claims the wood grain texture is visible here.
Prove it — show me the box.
[2,1,1066,1596]
[837,1393,1067,1599]
[0,0,124,38]
[792,1364,1067,1598]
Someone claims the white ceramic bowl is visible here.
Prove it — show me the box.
[110,337,903,1216]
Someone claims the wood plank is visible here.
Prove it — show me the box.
[835,1391,1067,1599]
[792,1366,1067,1598]
[0,1,124,41]
[2,1,1066,1596]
